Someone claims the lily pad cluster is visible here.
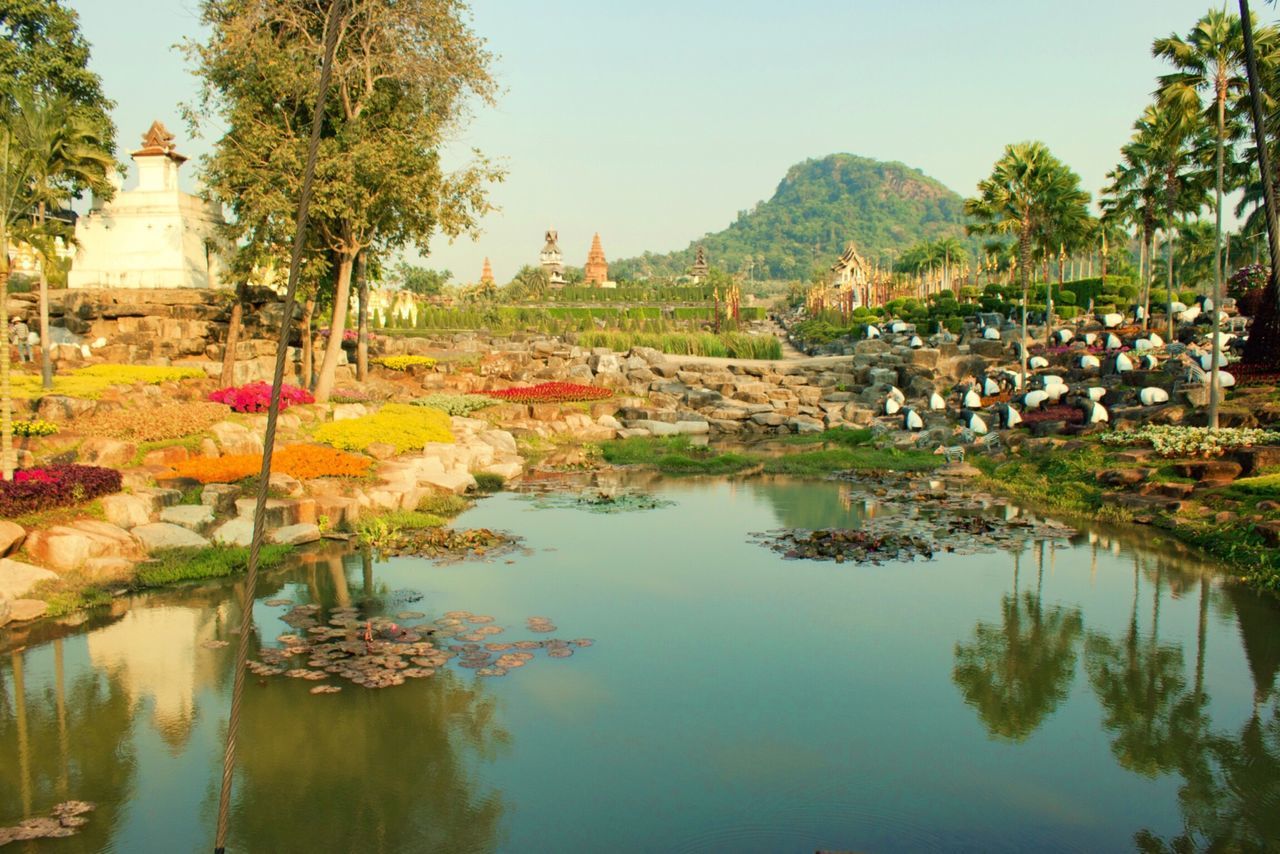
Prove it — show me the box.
[244,603,590,692]
[0,802,95,846]
[375,526,521,562]
[753,528,936,564]
[517,489,675,514]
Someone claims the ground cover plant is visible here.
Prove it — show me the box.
[209,381,314,413]
[599,435,941,476]
[374,355,437,371]
[312,404,453,454]
[479,382,612,404]
[575,330,782,360]
[167,445,372,484]
[0,465,122,517]
[134,545,293,587]
[412,393,494,416]
[10,364,206,400]
[12,419,58,437]
[1101,426,1280,458]
[72,402,230,442]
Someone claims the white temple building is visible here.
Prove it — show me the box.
[68,121,230,290]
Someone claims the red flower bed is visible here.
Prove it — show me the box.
[0,465,123,517]
[209,381,314,413]
[1020,405,1084,426]
[477,382,612,404]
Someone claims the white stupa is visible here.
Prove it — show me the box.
[68,121,229,289]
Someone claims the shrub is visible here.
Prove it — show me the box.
[473,472,505,492]
[13,419,58,437]
[1101,425,1280,458]
[135,545,292,587]
[0,465,122,517]
[374,355,437,371]
[167,444,372,483]
[10,364,206,400]
[413,393,494,417]
[479,382,612,404]
[312,404,453,454]
[73,402,230,442]
[209,381,314,413]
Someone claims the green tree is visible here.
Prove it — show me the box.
[10,92,115,389]
[187,0,504,401]
[0,0,116,157]
[393,262,451,296]
[965,141,1089,384]
[1155,9,1269,427]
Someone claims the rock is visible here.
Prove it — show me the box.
[78,436,138,468]
[209,421,264,456]
[159,504,217,532]
[0,593,9,627]
[101,493,155,530]
[750,412,786,427]
[1255,520,1280,547]
[211,517,254,547]
[7,598,47,623]
[132,522,211,550]
[0,558,57,600]
[35,394,95,421]
[268,472,304,498]
[1173,460,1243,485]
[268,523,321,546]
[1098,468,1152,487]
[332,403,368,421]
[1232,445,1280,476]
[142,444,191,468]
[201,483,241,515]
[0,520,25,557]
[82,556,136,579]
[23,528,93,572]
[364,442,398,461]
[419,470,476,495]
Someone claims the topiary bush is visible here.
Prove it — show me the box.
[374,355,437,371]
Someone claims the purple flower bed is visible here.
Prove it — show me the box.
[209,382,314,413]
[0,465,123,517]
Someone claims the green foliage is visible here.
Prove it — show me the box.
[761,447,942,475]
[416,493,469,518]
[391,262,450,295]
[612,154,974,280]
[576,330,781,360]
[782,427,874,447]
[412,393,494,417]
[472,472,505,493]
[599,434,941,477]
[134,545,293,588]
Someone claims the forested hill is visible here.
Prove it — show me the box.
[612,154,971,281]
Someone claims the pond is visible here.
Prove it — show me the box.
[2,475,1279,852]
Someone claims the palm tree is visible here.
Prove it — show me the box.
[966,141,1089,386]
[1155,9,1265,428]
[11,94,115,390]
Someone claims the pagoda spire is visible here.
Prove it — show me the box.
[480,257,495,286]
[584,233,609,286]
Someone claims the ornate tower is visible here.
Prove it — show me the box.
[691,245,709,279]
[539,229,565,284]
[584,233,609,286]
[480,257,495,287]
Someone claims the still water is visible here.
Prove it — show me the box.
[2,476,1279,853]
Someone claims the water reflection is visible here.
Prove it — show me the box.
[953,544,1085,741]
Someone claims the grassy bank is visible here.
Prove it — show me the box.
[599,434,941,477]
[974,444,1280,593]
[575,330,782,360]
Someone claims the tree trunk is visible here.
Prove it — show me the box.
[313,253,354,403]
[1240,0,1280,367]
[1019,227,1032,389]
[1208,89,1227,430]
[220,283,246,388]
[300,297,315,389]
[37,202,52,390]
[0,259,12,481]
[356,251,369,382]
[1166,224,1176,342]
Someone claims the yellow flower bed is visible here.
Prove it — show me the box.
[374,355,437,371]
[10,364,206,400]
[312,404,453,454]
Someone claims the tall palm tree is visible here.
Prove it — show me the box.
[1155,9,1261,428]
[966,141,1090,386]
[11,94,116,390]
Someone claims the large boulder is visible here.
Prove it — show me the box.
[209,421,264,456]
[0,520,25,557]
[268,523,321,546]
[159,504,217,533]
[78,436,138,468]
[101,493,155,530]
[0,558,57,600]
[211,518,254,547]
[0,593,10,627]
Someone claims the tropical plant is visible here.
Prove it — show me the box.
[965,142,1090,384]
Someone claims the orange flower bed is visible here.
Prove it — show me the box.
[167,445,372,484]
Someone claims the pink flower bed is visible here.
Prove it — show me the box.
[209,382,314,413]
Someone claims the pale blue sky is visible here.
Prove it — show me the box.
[68,0,1251,282]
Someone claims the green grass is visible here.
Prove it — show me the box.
[1228,473,1280,498]
[600,435,939,477]
[134,545,293,588]
[575,330,783,360]
[416,493,471,518]
[973,447,1112,517]
[780,427,874,447]
[40,586,114,618]
[762,447,942,476]
[473,472,506,493]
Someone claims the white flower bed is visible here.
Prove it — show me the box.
[1101,425,1280,458]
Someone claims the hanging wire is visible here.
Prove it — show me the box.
[213,1,346,850]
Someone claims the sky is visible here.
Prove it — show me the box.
[67,0,1261,283]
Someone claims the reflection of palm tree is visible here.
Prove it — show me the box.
[953,549,1085,741]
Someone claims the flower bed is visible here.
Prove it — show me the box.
[167,444,372,484]
[11,364,206,400]
[73,402,230,442]
[374,355,436,371]
[13,419,58,437]
[1020,405,1084,426]
[478,382,612,404]
[312,404,453,454]
[209,382,314,413]
[412,393,494,417]
[0,465,122,517]
[1101,425,1280,458]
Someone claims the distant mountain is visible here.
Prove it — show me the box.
[612,154,972,281]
